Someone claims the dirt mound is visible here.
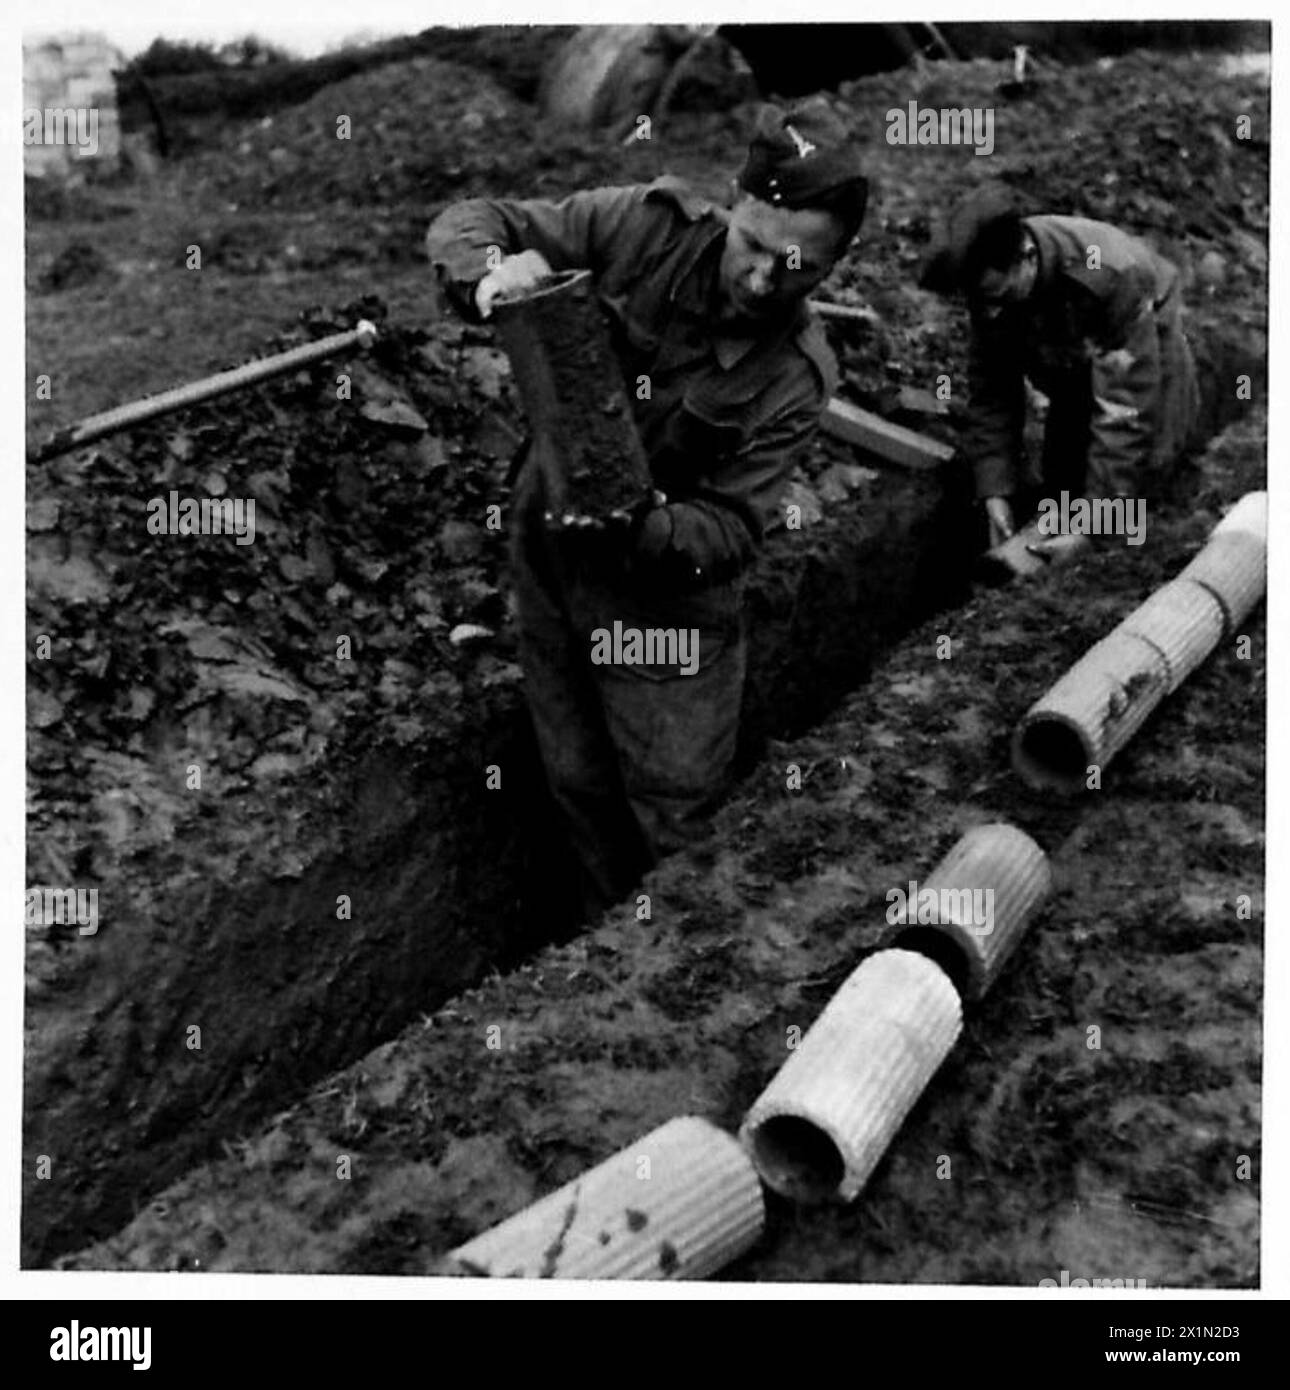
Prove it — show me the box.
[178,52,743,216]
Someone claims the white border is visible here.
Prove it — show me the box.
[4,0,1283,1304]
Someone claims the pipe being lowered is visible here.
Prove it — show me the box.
[490,268,653,524]
[1012,491,1266,793]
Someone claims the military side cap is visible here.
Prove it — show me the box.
[739,102,868,214]
[920,184,1032,292]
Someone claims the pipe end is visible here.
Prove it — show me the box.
[742,1113,846,1205]
[1012,713,1095,793]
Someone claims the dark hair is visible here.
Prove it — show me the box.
[962,211,1028,285]
[798,179,869,249]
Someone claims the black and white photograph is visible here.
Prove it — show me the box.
[11,0,1283,1329]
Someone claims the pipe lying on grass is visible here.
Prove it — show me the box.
[1177,533,1266,634]
[1012,491,1266,793]
[1175,484,1266,637]
[442,1116,763,1279]
[1211,489,1267,542]
[1119,580,1226,693]
[740,949,962,1204]
[888,823,1052,1001]
[1012,630,1171,792]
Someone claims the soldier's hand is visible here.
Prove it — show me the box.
[543,490,667,577]
[1024,532,1090,566]
[983,495,1015,549]
[545,490,666,539]
[476,250,555,319]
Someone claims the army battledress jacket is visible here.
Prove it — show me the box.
[426,177,838,907]
[426,175,837,590]
[965,214,1199,502]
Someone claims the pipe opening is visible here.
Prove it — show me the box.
[748,1116,845,1203]
[888,927,973,996]
[1013,718,1091,793]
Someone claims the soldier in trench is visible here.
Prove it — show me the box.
[921,192,1202,557]
[427,105,868,918]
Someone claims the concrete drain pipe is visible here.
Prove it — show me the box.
[740,948,963,1204]
[441,824,1051,1271]
[441,1116,764,1279]
[739,823,1051,1204]
[1011,491,1266,793]
[886,822,1053,1003]
[430,497,1263,1265]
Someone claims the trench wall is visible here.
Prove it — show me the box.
[24,439,966,1265]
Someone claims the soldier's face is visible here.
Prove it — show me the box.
[974,251,1039,321]
[720,195,847,322]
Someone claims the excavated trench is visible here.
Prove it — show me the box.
[23,406,975,1264]
[62,402,1266,1277]
[23,307,1255,1267]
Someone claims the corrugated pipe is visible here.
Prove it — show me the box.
[441,1116,763,1279]
[1178,490,1268,634]
[740,949,962,1204]
[1012,491,1266,793]
[887,823,1053,1001]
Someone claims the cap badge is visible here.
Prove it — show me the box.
[784,123,817,159]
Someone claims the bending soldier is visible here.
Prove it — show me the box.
[923,194,1201,555]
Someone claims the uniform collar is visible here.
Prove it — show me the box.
[1024,217,1059,291]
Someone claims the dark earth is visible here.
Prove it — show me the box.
[25,29,1267,1280]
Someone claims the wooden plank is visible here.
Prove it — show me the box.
[821,397,955,471]
[976,519,1090,584]
[976,520,1049,581]
[808,299,882,324]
